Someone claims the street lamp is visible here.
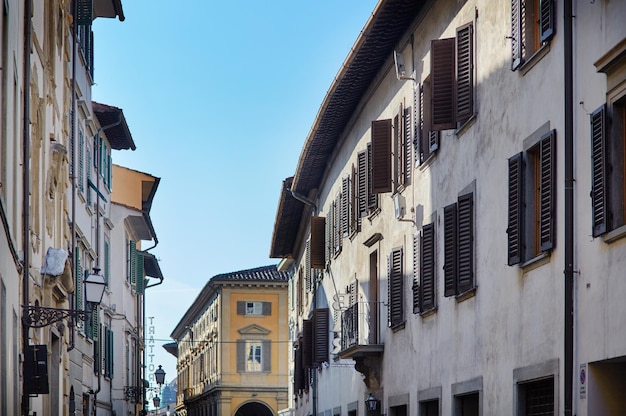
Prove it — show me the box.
[365,393,379,413]
[23,267,107,328]
[152,396,161,408]
[154,365,166,386]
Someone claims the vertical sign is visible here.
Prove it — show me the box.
[579,363,586,399]
[147,316,156,383]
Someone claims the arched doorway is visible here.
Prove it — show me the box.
[234,400,274,416]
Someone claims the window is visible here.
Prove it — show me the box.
[341,169,358,237]
[416,76,440,164]
[237,340,270,373]
[357,144,379,217]
[246,341,262,372]
[591,43,626,238]
[412,223,436,314]
[387,247,404,329]
[454,393,479,416]
[444,193,475,296]
[507,130,556,265]
[393,104,411,192]
[431,23,474,131]
[420,400,439,416]
[511,0,555,70]
[517,377,554,416]
[237,301,271,316]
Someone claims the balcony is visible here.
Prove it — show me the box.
[338,301,384,389]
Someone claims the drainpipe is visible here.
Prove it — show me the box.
[69,0,78,353]
[563,0,574,415]
[290,187,317,213]
[21,0,32,413]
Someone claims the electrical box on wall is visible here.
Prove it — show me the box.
[393,194,405,219]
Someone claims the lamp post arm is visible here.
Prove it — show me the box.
[22,304,94,328]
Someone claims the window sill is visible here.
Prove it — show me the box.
[455,114,477,137]
[603,224,626,244]
[390,322,405,333]
[519,43,551,76]
[520,252,550,271]
[420,307,437,318]
[456,287,476,303]
[418,152,438,171]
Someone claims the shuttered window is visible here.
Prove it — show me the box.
[510,0,555,70]
[75,0,93,26]
[444,193,475,297]
[412,235,420,314]
[302,319,313,369]
[418,78,440,163]
[590,105,608,237]
[507,130,556,265]
[419,223,436,311]
[312,308,329,367]
[387,248,404,329]
[430,23,474,131]
[393,105,408,192]
[371,119,393,194]
[310,216,326,269]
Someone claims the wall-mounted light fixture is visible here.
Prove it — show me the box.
[23,267,106,328]
[365,393,380,413]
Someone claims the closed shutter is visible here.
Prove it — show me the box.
[342,177,349,236]
[444,203,458,297]
[305,240,311,292]
[313,308,329,366]
[236,340,245,372]
[237,301,245,315]
[348,280,358,307]
[412,234,420,313]
[367,143,379,209]
[591,105,607,237]
[135,251,144,295]
[457,193,474,293]
[262,302,272,315]
[75,248,83,312]
[129,241,137,287]
[507,153,524,265]
[371,119,392,194]
[539,131,556,251]
[539,0,555,42]
[511,0,523,70]
[294,343,303,391]
[334,195,342,254]
[262,340,271,372]
[75,0,93,26]
[302,320,313,369]
[79,131,85,192]
[431,38,456,130]
[456,23,474,123]
[350,165,358,233]
[420,223,436,310]
[357,150,368,217]
[388,248,404,328]
[404,105,412,184]
[104,241,110,285]
[310,216,326,269]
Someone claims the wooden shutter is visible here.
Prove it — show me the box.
[511,0,523,70]
[262,340,271,372]
[388,248,404,327]
[75,248,83,312]
[135,251,144,295]
[539,131,556,251]
[313,308,329,366]
[310,216,325,269]
[75,0,93,26]
[539,0,555,42]
[350,165,358,233]
[302,320,313,369]
[431,38,456,130]
[334,194,342,253]
[236,340,245,372]
[294,343,303,391]
[507,153,524,265]
[456,23,474,123]
[404,105,412,183]
[357,150,368,217]
[129,241,137,287]
[341,177,349,237]
[305,240,311,292]
[420,223,436,310]
[262,302,272,315]
[237,301,245,315]
[457,193,474,293]
[412,234,420,313]
[443,204,458,297]
[371,120,393,193]
[367,143,379,209]
[25,345,49,395]
[591,105,608,237]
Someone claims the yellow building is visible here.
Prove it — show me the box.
[170,265,291,416]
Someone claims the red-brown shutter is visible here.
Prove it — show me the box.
[591,105,607,237]
[367,143,379,209]
[420,223,436,310]
[540,0,555,42]
[511,0,522,70]
[302,320,313,369]
[431,38,456,130]
[371,119,393,193]
[310,216,326,269]
[507,152,524,265]
[457,193,474,293]
[443,203,458,297]
[539,130,556,251]
[456,23,474,123]
[312,308,329,367]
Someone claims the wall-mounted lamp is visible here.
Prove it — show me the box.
[154,365,166,386]
[23,267,106,328]
[365,393,379,413]
[153,396,161,408]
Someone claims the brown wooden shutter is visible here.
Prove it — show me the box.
[591,105,607,237]
[539,131,556,251]
[388,248,404,327]
[334,194,342,254]
[404,105,412,184]
[236,339,245,372]
[351,165,358,232]
[357,151,368,217]
[348,280,358,307]
[511,0,523,70]
[302,320,313,369]
[443,203,458,297]
[420,223,436,310]
[507,152,524,265]
[431,38,456,130]
[367,143,379,209]
[262,340,271,372]
[305,240,311,292]
[262,302,272,316]
[237,301,245,315]
[313,308,329,367]
[412,234,420,314]
[539,0,555,42]
[310,216,326,269]
[371,119,393,193]
[457,193,474,293]
[341,177,349,237]
[294,342,303,391]
[456,23,474,124]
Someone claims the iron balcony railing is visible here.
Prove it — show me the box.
[341,301,379,351]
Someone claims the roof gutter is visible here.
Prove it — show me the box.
[290,188,317,213]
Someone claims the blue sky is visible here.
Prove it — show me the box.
[93,0,378,393]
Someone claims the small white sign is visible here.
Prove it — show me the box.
[579,363,587,399]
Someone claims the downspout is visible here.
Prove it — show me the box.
[21,0,32,414]
[69,0,78,352]
[290,187,317,213]
[563,0,574,415]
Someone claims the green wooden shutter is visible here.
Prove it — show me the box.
[444,203,458,296]
[129,241,137,287]
[539,0,555,43]
[591,105,607,237]
[75,248,83,311]
[404,105,412,184]
[507,153,524,265]
[367,143,379,210]
[104,240,110,285]
[109,328,114,377]
[78,130,85,192]
[135,251,145,295]
[431,38,456,130]
[457,193,474,293]
[237,301,245,315]
[456,23,474,124]
[420,223,436,309]
[539,131,556,251]
[75,0,93,26]
[371,119,393,194]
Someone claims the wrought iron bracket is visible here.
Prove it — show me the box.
[124,386,143,403]
[22,300,94,328]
